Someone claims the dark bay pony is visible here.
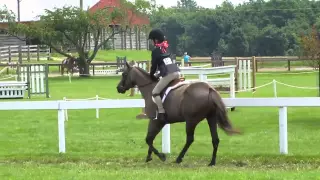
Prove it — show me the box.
[61,57,79,75]
[116,62,241,166]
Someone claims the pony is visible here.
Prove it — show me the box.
[116,62,241,166]
[61,57,79,75]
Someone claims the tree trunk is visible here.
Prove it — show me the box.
[78,58,90,77]
[318,62,320,97]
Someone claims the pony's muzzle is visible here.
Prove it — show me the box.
[116,85,126,94]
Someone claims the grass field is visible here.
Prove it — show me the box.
[0,71,320,179]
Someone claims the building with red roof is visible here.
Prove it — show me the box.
[86,0,150,50]
[89,0,149,25]
[0,0,150,50]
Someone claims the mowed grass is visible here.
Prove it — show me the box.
[0,72,320,179]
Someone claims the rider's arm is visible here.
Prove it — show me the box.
[150,48,161,76]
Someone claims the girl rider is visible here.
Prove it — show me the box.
[148,29,180,122]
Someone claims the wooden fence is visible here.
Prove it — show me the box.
[179,56,319,72]
[0,61,149,76]
[0,56,317,76]
[190,56,303,61]
[0,45,51,62]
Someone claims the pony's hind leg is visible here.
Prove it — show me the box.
[175,121,199,164]
[145,120,166,162]
[145,147,152,162]
[207,116,219,166]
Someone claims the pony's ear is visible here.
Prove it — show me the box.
[125,60,132,69]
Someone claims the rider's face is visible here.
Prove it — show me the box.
[150,39,157,45]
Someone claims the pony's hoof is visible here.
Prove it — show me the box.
[158,153,166,162]
[145,157,152,162]
[175,158,182,164]
[208,163,216,167]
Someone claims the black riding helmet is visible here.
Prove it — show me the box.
[148,29,165,42]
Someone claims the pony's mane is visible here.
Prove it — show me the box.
[134,66,151,77]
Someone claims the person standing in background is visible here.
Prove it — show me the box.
[183,52,191,67]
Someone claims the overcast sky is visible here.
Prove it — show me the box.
[1,0,248,21]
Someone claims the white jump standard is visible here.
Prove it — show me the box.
[17,64,50,98]
[0,64,49,99]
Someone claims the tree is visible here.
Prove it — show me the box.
[0,6,13,22]
[300,25,320,96]
[150,0,157,11]
[2,0,150,76]
[254,25,288,56]
[226,27,249,56]
[147,0,320,57]
[177,0,198,10]
[217,39,228,55]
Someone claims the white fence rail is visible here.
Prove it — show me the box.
[0,45,50,61]
[0,97,319,154]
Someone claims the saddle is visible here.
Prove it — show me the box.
[159,77,189,102]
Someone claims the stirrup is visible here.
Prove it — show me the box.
[153,111,159,120]
[153,111,166,121]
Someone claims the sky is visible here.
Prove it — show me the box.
[1,0,248,21]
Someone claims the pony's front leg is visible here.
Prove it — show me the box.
[145,120,166,162]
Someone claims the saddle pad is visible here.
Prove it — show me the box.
[161,81,190,102]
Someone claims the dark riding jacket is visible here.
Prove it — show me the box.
[150,47,180,77]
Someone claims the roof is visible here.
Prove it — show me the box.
[89,0,149,26]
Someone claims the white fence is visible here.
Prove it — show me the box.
[0,81,27,98]
[0,97,319,155]
[180,65,236,98]
[0,45,50,61]
[179,60,253,93]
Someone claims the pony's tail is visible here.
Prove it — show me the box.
[209,88,241,135]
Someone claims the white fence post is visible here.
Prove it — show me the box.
[162,124,171,153]
[63,97,68,121]
[96,95,99,119]
[58,108,66,153]
[279,106,288,154]
[243,60,247,90]
[68,73,72,83]
[230,72,235,98]
[239,60,243,90]
[247,59,252,90]
[273,79,277,98]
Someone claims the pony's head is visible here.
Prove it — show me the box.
[116,61,153,94]
[117,61,134,94]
